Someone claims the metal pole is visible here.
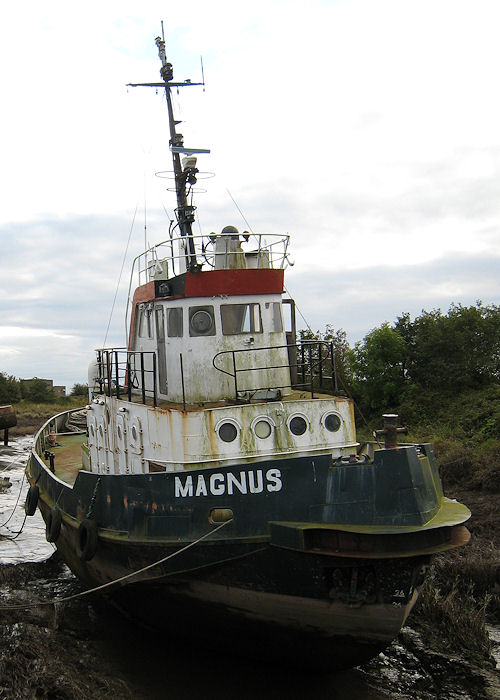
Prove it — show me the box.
[152,353,157,407]
[308,345,314,397]
[106,352,112,397]
[127,357,132,402]
[317,342,323,390]
[180,353,186,411]
[140,353,146,404]
[232,351,238,400]
[331,342,337,393]
[115,351,120,399]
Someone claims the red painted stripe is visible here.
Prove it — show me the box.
[184,269,284,297]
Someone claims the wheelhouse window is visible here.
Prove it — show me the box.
[137,305,152,338]
[221,303,262,335]
[271,302,283,332]
[189,306,216,336]
[167,307,183,337]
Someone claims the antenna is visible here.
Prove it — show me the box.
[201,56,205,89]
[161,20,165,42]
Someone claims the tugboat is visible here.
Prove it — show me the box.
[26,33,470,670]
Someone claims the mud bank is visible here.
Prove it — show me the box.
[1,555,499,699]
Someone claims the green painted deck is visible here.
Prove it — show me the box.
[42,433,87,486]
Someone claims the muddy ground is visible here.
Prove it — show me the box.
[0,551,498,699]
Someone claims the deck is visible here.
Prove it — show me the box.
[40,433,87,486]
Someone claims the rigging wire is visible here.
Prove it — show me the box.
[226,188,254,234]
[103,203,139,348]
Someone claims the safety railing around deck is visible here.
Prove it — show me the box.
[130,232,290,287]
[94,348,158,407]
[212,341,337,400]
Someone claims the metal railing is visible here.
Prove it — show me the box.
[212,341,336,400]
[129,232,290,286]
[94,348,158,407]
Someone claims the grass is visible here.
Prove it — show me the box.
[355,383,500,667]
[10,397,87,436]
[414,536,498,667]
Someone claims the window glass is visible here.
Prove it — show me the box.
[221,304,262,335]
[137,306,152,338]
[189,306,216,337]
[271,302,283,332]
[167,307,183,337]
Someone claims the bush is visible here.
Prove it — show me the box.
[0,372,20,403]
[21,378,54,403]
[70,383,88,396]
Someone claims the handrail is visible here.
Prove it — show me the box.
[131,232,290,285]
[213,341,336,400]
[94,348,158,407]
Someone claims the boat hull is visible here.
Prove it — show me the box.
[27,422,470,670]
[36,497,423,670]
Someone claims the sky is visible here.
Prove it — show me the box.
[1,0,499,391]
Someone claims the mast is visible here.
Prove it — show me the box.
[128,34,209,273]
[155,36,198,271]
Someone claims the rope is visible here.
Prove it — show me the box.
[0,454,29,528]
[0,513,28,541]
[0,518,245,610]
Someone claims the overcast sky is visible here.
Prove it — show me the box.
[1,0,499,390]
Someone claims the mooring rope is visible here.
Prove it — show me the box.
[0,453,29,529]
[0,518,252,610]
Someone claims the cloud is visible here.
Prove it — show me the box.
[286,252,500,341]
[1,1,500,388]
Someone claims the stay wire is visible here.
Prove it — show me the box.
[103,202,139,347]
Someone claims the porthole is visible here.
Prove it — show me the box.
[131,425,138,442]
[98,425,104,438]
[323,412,342,432]
[90,425,95,437]
[289,415,308,436]
[252,418,273,440]
[218,422,238,443]
[105,407,110,425]
[117,425,122,440]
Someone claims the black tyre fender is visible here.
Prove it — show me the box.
[46,507,62,542]
[25,485,39,516]
[77,519,98,561]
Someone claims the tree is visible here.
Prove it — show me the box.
[396,302,500,390]
[351,323,407,413]
[0,373,21,403]
[21,378,54,402]
[70,383,88,396]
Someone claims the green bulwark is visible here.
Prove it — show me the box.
[269,444,471,557]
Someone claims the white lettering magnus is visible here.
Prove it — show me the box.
[173,469,283,498]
